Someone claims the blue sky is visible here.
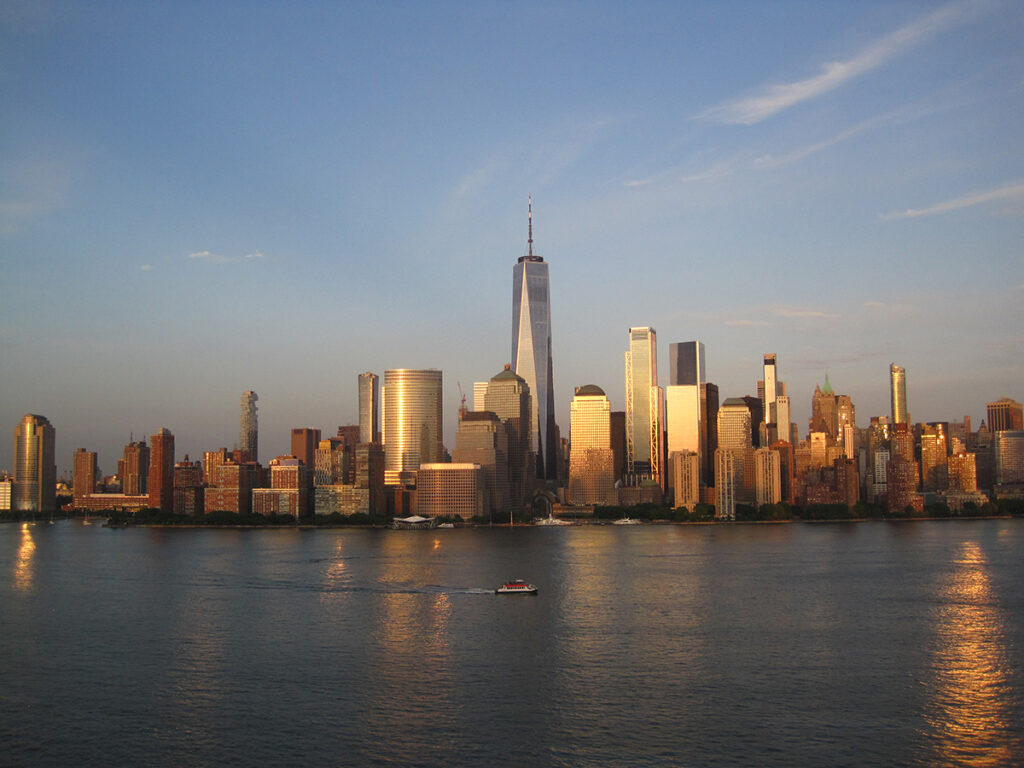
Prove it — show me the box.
[2,0,1022,475]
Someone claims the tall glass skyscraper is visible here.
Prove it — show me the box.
[512,199,557,480]
[625,327,662,481]
[358,372,379,444]
[240,391,258,462]
[13,414,56,513]
[890,364,909,425]
[381,369,443,482]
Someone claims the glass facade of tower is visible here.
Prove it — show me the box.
[625,327,660,478]
[240,390,258,462]
[13,414,56,513]
[512,255,556,479]
[568,385,614,505]
[890,364,908,425]
[670,341,705,387]
[358,372,379,444]
[381,369,443,479]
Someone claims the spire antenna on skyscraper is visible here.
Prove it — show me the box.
[527,195,534,258]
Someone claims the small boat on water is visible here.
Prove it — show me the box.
[534,515,572,526]
[613,517,640,525]
[496,579,538,595]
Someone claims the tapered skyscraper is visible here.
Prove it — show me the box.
[512,198,557,480]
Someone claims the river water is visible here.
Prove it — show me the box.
[2,519,1023,766]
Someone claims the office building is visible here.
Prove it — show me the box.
[717,398,754,504]
[512,198,558,480]
[73,448,97,501]
[473,382,488,412]
[754,447,782,507]
[948,452,977,493]
[290,428,321,470]
[120,439,150,496]
[148,428,175,512]
[920,423,948,492]
[670,450,701,509]
[358,373,380,444]
[994,431,1024,486]
[625,326,662,481]
[567,385,616,505]
[890,364,909,425]
[205,461,253,516]
[762,353,778,432]
[485,365,532,508]
[240,391,258,462]
[987,398,1023,433]
[13,414,56,513]
[173,458,204,516]
[714,448,741,520]
[452,411,511,514]
[382,368,443,482]
[670,341,706,387]
[417,463,486,519]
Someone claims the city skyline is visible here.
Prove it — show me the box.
[2,1,1022,474]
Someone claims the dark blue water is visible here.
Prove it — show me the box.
[2,520,1023,767]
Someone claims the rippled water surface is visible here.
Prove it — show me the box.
[2,520,1023,766]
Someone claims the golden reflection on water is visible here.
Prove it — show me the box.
[926,541,1022,765]
[14,523,35,591]
[324,537,347,585]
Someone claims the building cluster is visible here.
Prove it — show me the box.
[4,205,1024,520]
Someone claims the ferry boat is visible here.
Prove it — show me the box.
[496,579,538,595]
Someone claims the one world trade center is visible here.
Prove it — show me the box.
[512,198,558,480]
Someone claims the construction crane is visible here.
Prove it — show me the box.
[457,381,467,420]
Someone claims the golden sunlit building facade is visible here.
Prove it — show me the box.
[568,385,615,505]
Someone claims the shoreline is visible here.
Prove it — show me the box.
[3,514,1013,529]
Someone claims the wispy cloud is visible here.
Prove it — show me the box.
[698,0,985,125]
[753,114,890,168]
[624,159,739,188]
[725,319,770,327]
[140,264,154,271]
[188,249,266,264]
[881,180,1024,220]
[770,305,839,320]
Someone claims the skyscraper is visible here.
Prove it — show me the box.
[73,448,97,502]
[240,391,258,462]
[625,327,661,481]
[666,340,711,491]
[120,439,150,496]
[717,398,754,504]
[568,385,615,505]
[381,368,443,482]
[291,428,321,469]
[987,397,1023,432]
[13,414,56,513]
[358,372,380,444]
[762,353,777,430]
[670,341,705,387]
[890,364,909,425]
[511,198,557,480]
[485,365,532,509]
[148,428,175,512]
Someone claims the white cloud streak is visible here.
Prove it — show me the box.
[188,250,267,264]
[881,181,1024,220]
[753,114,889,168]
[699,0,985,125]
